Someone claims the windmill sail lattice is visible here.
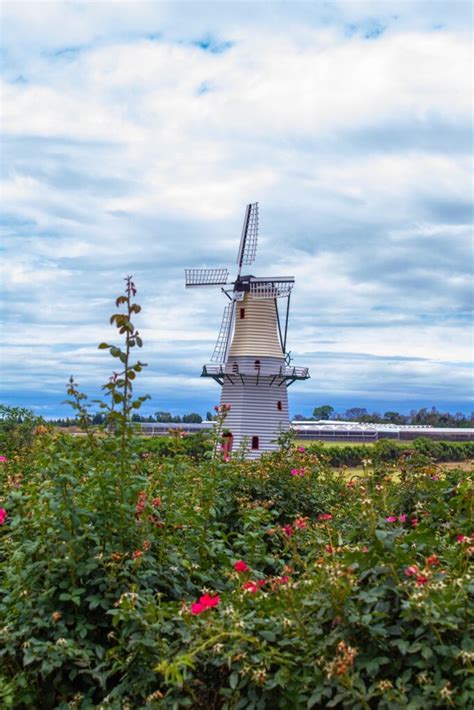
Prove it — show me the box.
[185,268,229,287]
[236,202,258,269]
[211,303,234,363]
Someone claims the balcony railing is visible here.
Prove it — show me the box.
[201,364,310,382]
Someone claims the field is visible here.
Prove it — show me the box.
[1,416,473,709]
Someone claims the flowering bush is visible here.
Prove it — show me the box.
[0,282,472,708]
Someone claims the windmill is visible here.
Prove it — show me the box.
[185,203,309,458]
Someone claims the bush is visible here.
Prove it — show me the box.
[1,282,472,707]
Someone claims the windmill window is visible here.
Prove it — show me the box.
[232,362,239,373]
[240,308,245,319]
[251,436,259,450]
[254,359,261,370]
[277,400,282,411]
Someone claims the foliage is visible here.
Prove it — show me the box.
[305,439,474,468]
[0,282,473,708]
[0,405,43,459]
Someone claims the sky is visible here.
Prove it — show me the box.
[1,0,473,419]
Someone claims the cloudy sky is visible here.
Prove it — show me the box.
[1,0,472,419]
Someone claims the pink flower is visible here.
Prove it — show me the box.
[199,594,220,608]
[318,513,332,521]
[415,574,428,587]
[0,508,7,525]
[456,534,467,543]
[431,475,439,481]
[404,565,419,577]
[191,593,220,613]
[411,518,419,527]
[191,602,206,615]
[282,525,293,536]
[243,581,259,593]
[234,560,249,573]
[385,516,398,523]
[398,514,407,523]
[297,446,306,453]
[0,456,7,463]
[291,468,304,477]
[276,575,289,585]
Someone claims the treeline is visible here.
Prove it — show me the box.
[49,411,210,427]
[294,405,474,428]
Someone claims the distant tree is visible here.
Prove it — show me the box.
[312,405,334,421]
[92,413,105,425]
[383,411,407,424]
[182,413,203,423]
[292,414,306,421]
[344,407,368,421]
[155,412,173,422]
[206,411,216,421]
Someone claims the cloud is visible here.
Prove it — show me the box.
[1,1,472,417]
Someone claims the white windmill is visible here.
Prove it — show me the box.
[185,203,309,458]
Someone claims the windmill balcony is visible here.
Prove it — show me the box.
[201,363,310,386]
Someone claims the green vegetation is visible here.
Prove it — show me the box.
[1,280,472,708]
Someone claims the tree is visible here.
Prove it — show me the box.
[312,405,334,420]
[344,407,368,421]
[155,412,173,422]
[182,413,203,423]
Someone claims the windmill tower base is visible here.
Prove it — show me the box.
[218,356,289,459]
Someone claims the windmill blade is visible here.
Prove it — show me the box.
[236,202,258,271]
[211,302,235,362]
[185,268,229,287]
[249,276,294,299]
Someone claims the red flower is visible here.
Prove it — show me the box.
[426,554,440,567]
[325,545,335,554]
[136,491,147,515]
[456,534,467,543]
[234,560,249,573]
[152,497,161,507]
[132,549,143,559]
[318,513,333,521]
[293,516,308,529]
[411,518,419,527]
[0,508,6,525]
[282,525,293,536]
[191,602,206,615]
[415,574,428,587]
